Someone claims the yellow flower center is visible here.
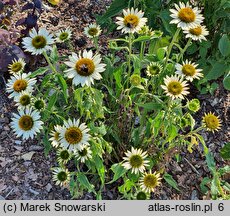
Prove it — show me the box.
[19,95,30,106]
[59,32,69,41]
[189,26,202,36]
[168,81,183,95]
[182,64,196,76]
[178,8,196,23]
[129,155,143,168]
[18,115,34,131]
[13,79,28,92]
[65,127,83,145]
[88,28,98,37]
[11,62,23,73]
[57,171,67,181]
[32,35,47,49]
[124,14,139,28]
[203,114,220,131]
[75,58,95,76]
[54,132,60,141]
[143,174,158,189]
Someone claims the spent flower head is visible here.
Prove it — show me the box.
[52,167,70,187]
[134,190,150,200]
[84,23,102,38]
[57,148,72,164]
[55,27,72,43]
[187,99,200,112]
[130,74,142,86]
[146,62,163,77]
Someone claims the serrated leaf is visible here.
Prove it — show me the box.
[77,172,95,193]
[163,173,180,191]
[107,163,126,184]
[200,177,211,194]
[205,62,228,81]
[206,152,216,174]
[94,155,105,185]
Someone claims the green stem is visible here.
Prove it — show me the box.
[178,38,192,62]
[93,37,99,53]
[163,28,181,70]
[43,51,57,74]
[127,33,133,77]
[140,41,145,60]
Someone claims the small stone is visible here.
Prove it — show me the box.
[28,188,39,195]
[45,183,52,192]
[15,140,22,145]
[21,151,36,161]
[191,190,199,200]
[29,145,44,151]
[0,195,5,200]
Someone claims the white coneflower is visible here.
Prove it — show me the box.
[14,90,32,109]
[183,25,209,41]
[8,58,26,74]
[52,167,70,187]
[11,108,43,140]
[161,75,189,99]
[169,2,204,29]
[57,148,72,164]
[122,147,149,174]
[6,72,36,98]
[202,112,222,133]
[116,8,147,34]
[22,28,54,55]
[140,171,161,193]
[84,23,102,38]
[175,60,203,81]
[64,50,106,87]
[59,119,90,152]
[75,144,92,163]
[49,125,63,148]
[146,62,163,77]
[55,27,72,43]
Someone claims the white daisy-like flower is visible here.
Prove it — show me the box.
[49,125,63,148]
[8,58,26,74]
[175,60,203,81]
[74,144,92,163]
[59,119,90,152]
[161,75,189,99]
[11,108,43,140]
[52,167,70,187]
[57,148,72,164]
[140,170,161,193]
[169,2,204,29]
[22,28,54,55]
[84,23,102,38]
[6,72,36,98]
[14,90,32,109]
[122,147,149,174]
[55,27,72,43]
[64,50,106,87]
[146,62,163,77]
[183,25,209,41]
[116,7,147,34]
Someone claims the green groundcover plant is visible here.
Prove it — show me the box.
[5,0,229,199]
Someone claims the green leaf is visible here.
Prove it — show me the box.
[194,133,209,155]
[43,92,58,120]
[94,155,105,185]
[77,172,95,193]
[167,124,178,142]
[97,0,128,24]
[133,36,152,43]
[50,45,59,63]
[28,67,48,78]
[220,142,230,160]
[218,34,230,57]
[163,173,180,191]
[42,132,52,157]
[113,67,123,90]
[205,62,228,81]
[219,165,230,175]
[206,152,216,174]
[118,179,135,194]
[200,177,211,194]
[107,163,127,184]
[223,74,230,91]
[57,74,68,103]
[137,102,163,111]
[156,47,166,60]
